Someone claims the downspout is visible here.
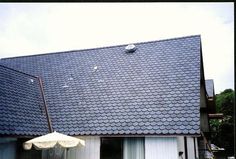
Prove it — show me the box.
[200,131,213,153]
[37,77,53,133]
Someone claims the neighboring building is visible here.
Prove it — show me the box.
[205,79,216,114]
[0,35,217,159]
[205,79,224,159]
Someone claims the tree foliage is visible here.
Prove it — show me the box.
[210,89,234,156]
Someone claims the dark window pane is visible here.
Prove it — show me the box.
[100,138,123,159]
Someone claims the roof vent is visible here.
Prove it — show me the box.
[93,66,98,71]
[125,44,136,53]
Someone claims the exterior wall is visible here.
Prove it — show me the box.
[200,83,210,132]
[0,138,17,159]
[177,136,199,159]
[66,136,198,159]
[194,138,199,158]
[177,137,199,159]
[198,137,206,159]
[0,138,41,159]
[177,136,186,159]
[145,137,178,159]
[185,137,199,159]
[187,137,195,159]
[67,136,100,159]
[200,84,207,108]
[200,112,209,132]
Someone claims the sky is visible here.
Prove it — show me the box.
[0,3,234,94]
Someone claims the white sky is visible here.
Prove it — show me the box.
[0,3,234,93]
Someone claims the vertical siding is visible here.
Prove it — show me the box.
[194,138,199,158]
[177,136,185,159]
[145,137,178,159]
[67,136,100,159]
[187,137,195,159]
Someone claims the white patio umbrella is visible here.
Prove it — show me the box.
[23,131,85,150]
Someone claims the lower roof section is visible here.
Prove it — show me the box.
[0,65,49,136]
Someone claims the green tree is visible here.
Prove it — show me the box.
[210,89,234,156]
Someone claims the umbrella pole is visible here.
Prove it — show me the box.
[65,148,68,159]
[54,148,55,159]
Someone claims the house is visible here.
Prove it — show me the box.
[205,79,223,120]
[205,79,216,114]
[205,79,225,159]
[0,35,217,159]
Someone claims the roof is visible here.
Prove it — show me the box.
[0,65,49,136]
[0,35,201,136]
[205,79,215,97]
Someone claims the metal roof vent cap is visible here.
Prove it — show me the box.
[125,44,136,53]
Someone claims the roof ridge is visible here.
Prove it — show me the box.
[0,64,38,79]
[1,34,201,60]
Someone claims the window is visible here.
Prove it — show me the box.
[123,138,144,159]
[100,137,144,159]
[100,138,123,159]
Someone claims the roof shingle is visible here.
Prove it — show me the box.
[0,65,49,136]
[0,35,201,135]
[205,79,214,97]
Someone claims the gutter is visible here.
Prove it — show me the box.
[37,77,53,133]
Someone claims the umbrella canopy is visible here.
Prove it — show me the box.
[23,131,85,150]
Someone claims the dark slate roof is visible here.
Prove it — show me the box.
[205,79,214,97]
[0,65,49,136]
[0,35,201,135]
